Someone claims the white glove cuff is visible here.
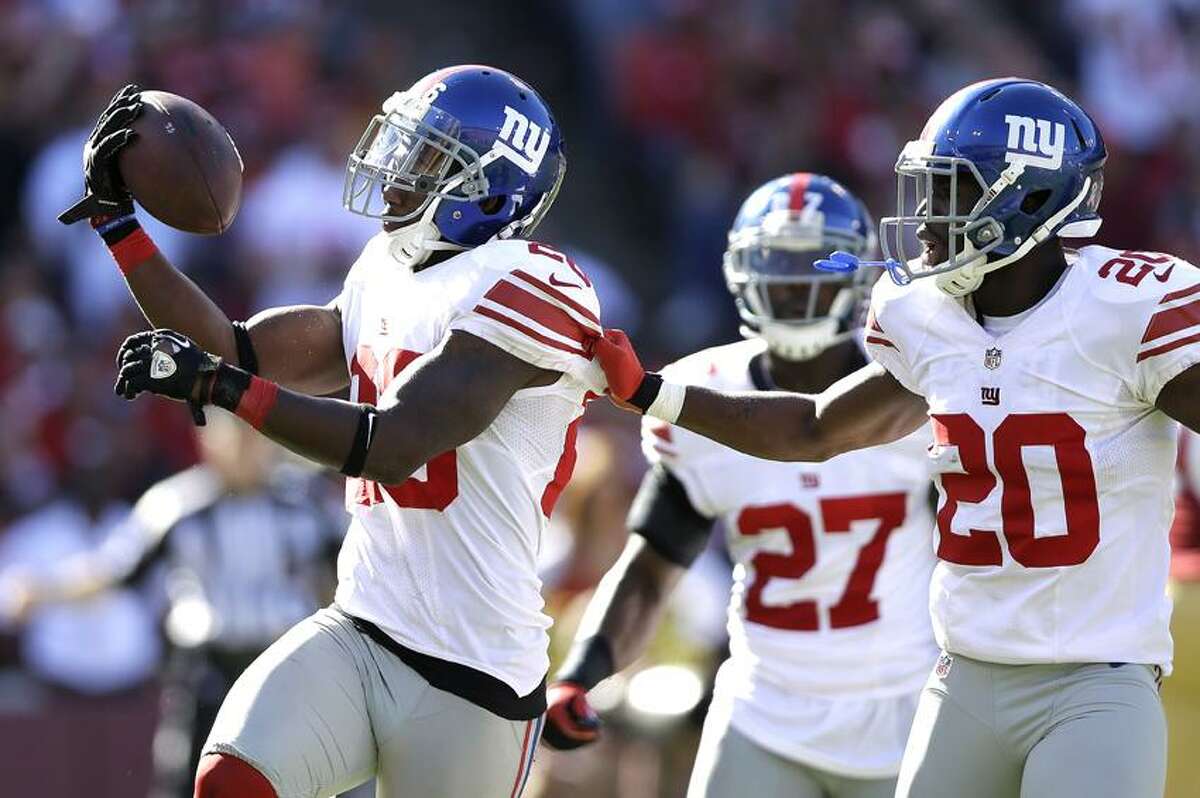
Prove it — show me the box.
[646,380,686,424]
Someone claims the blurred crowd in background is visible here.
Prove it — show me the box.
[0,0,1198,796]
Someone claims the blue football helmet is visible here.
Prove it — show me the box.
[880,77,1106,296]
[724,173,876,360]
[343,65,566,266]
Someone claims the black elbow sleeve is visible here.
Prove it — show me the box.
[626,464,714,568]
[231,320,259,375]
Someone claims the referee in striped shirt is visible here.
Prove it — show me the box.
[1,413,346,797]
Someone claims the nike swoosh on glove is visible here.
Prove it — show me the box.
[541,682,602,750]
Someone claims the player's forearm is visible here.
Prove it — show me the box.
[651,363,927,462]
[228,377,458,484]
[674,385,831,462]
[246,389,411,483]
[124,250,238,361]
[571,539,686,674]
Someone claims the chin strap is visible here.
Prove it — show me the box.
[934,176,1095,297]
[386,203,465,268]
[385,167,482,268]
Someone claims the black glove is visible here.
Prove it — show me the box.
[114,329,220,425]
[59,84,143,226]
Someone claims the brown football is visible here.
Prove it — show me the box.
[118,90,243,234]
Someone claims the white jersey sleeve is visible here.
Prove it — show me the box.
[1063,246,1200,405]
[863,272,926,395]
[1128,255,1200,403]
[448,241,604,390]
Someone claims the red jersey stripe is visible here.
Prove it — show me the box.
[511,270,600,326]
[540,392,598,517]
[1137,331,1200,363]
[787,172,813,212]
[1161,282,1200,305]
[484,280,591,345]
[865,335,897,350]
[473,305,591,358]
[1142,298,1200,344]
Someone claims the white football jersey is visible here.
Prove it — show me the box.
[866,245,1200,675]
[334,235,603,695]
[645,338,937,775]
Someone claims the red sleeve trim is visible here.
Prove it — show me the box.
[472,305,591,358]
[865,335,898,350]
[1142,298,1200,344]
[1160,282,1200,305]
[1137,331,1200,363]
[511,270,600,326]
[482,280,593,345]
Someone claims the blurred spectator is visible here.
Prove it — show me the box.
[0,413,347,798]
[1166,429,1200,798]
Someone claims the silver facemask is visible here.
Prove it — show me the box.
[724,209,874,361]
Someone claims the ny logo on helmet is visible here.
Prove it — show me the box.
[492,106,550,176]
[1003,114,1066,171]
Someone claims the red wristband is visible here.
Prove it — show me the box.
[233,376,279,429]
[109,228,159,275]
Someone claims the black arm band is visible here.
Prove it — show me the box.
[626,464,714,568]
[340,405,379,478]
[555,635,615,690]
[208,362,251,412]
[231,321,259,375]
[628,372,663,413]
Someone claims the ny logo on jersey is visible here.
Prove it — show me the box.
[1004,114,1066,171]
[981,386,1001,406]
[491,106,550,175]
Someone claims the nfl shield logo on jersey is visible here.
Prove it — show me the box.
[984,347,1002,370]
[935,652,954,679]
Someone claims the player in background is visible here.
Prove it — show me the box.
[593,78,1200,797]
[58,68,602,798]
[1165,428,1200,795]
[541,174,937,798]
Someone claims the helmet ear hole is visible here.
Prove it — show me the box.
[1021,189,1053,214]
[478,196,506,215]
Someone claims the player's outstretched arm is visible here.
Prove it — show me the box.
[113,328,551,482]
[598,330,928,462]
[60,85,348,396]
